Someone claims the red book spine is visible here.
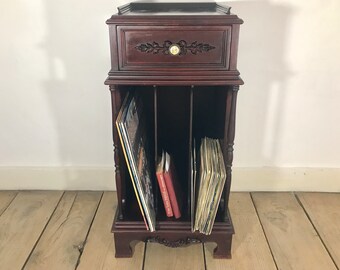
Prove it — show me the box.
[156,172,173,217]
[164,170,181,219]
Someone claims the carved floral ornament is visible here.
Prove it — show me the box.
[135,40,215,56]
[147,236,202,248]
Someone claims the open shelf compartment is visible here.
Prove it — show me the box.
[117,85,231,225]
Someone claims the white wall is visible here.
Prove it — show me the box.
[0,0,340,190]
[233,0,340,168]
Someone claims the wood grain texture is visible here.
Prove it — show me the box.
[24,191,102,270]
[2,191,340,270]
[252,193,337,270]
[77,192,145,270]
[118,25,231,71]
[0,191,63,270]
[144,242,205,270]
[297,193,340,268]
[205,193,277,270]
[0,191,17,215]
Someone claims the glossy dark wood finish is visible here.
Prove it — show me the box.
[106,2,243,259]
[112,207,234,258]
[153,86,159,215]
[117,2,232,15]
[110,85,125,220]
[105,2,243,86]
[223,85,239,218]
[117,25,231,71]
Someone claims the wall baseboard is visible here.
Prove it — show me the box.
[0,167,116,191]
[232,167,340,192]
[0,167,339,192]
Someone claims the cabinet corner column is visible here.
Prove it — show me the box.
[110,84,125,220]
[224,85,239,220]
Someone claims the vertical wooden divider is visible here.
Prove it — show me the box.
[153,85,159,218]
[188,86,194,219]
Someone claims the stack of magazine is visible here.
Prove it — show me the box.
[116,92,156,232]
[192,137,226,235]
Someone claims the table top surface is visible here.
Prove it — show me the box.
[117,2,231,16]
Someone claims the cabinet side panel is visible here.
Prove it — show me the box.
[109,25,119,71]
[229,25,240,70]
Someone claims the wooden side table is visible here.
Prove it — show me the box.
[105,2,243,259]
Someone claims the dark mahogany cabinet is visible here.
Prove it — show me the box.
[105,2,243,259]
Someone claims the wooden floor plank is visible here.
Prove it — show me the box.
[24,191,102,270]
[0,191,18,215]
[205,193,277,270]
[77,192,144,270]
[297,193,340,268]
[144,242,205,270]
[252,193,337,270]
[0,191,63,270]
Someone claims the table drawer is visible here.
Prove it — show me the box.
[117,26,232,71]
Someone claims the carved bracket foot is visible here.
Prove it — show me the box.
[114,233,134,258]
[212,234,232,259]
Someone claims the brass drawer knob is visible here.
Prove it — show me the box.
[169,44,181,56]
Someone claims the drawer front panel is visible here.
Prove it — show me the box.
[117,26,231,71]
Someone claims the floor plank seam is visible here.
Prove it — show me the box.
[66,191,79,220]
[0,191,19,216]
[21,191,65,270]
[74,191,104,270]
[202,243,207,270]
[52,192,79,236]
[294,193,339,270]
[250,192,279,270]
[142,241,147,270]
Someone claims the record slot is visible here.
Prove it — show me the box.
[116,86,157,225]
[192,86,228,228]
[155,86,191,221]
